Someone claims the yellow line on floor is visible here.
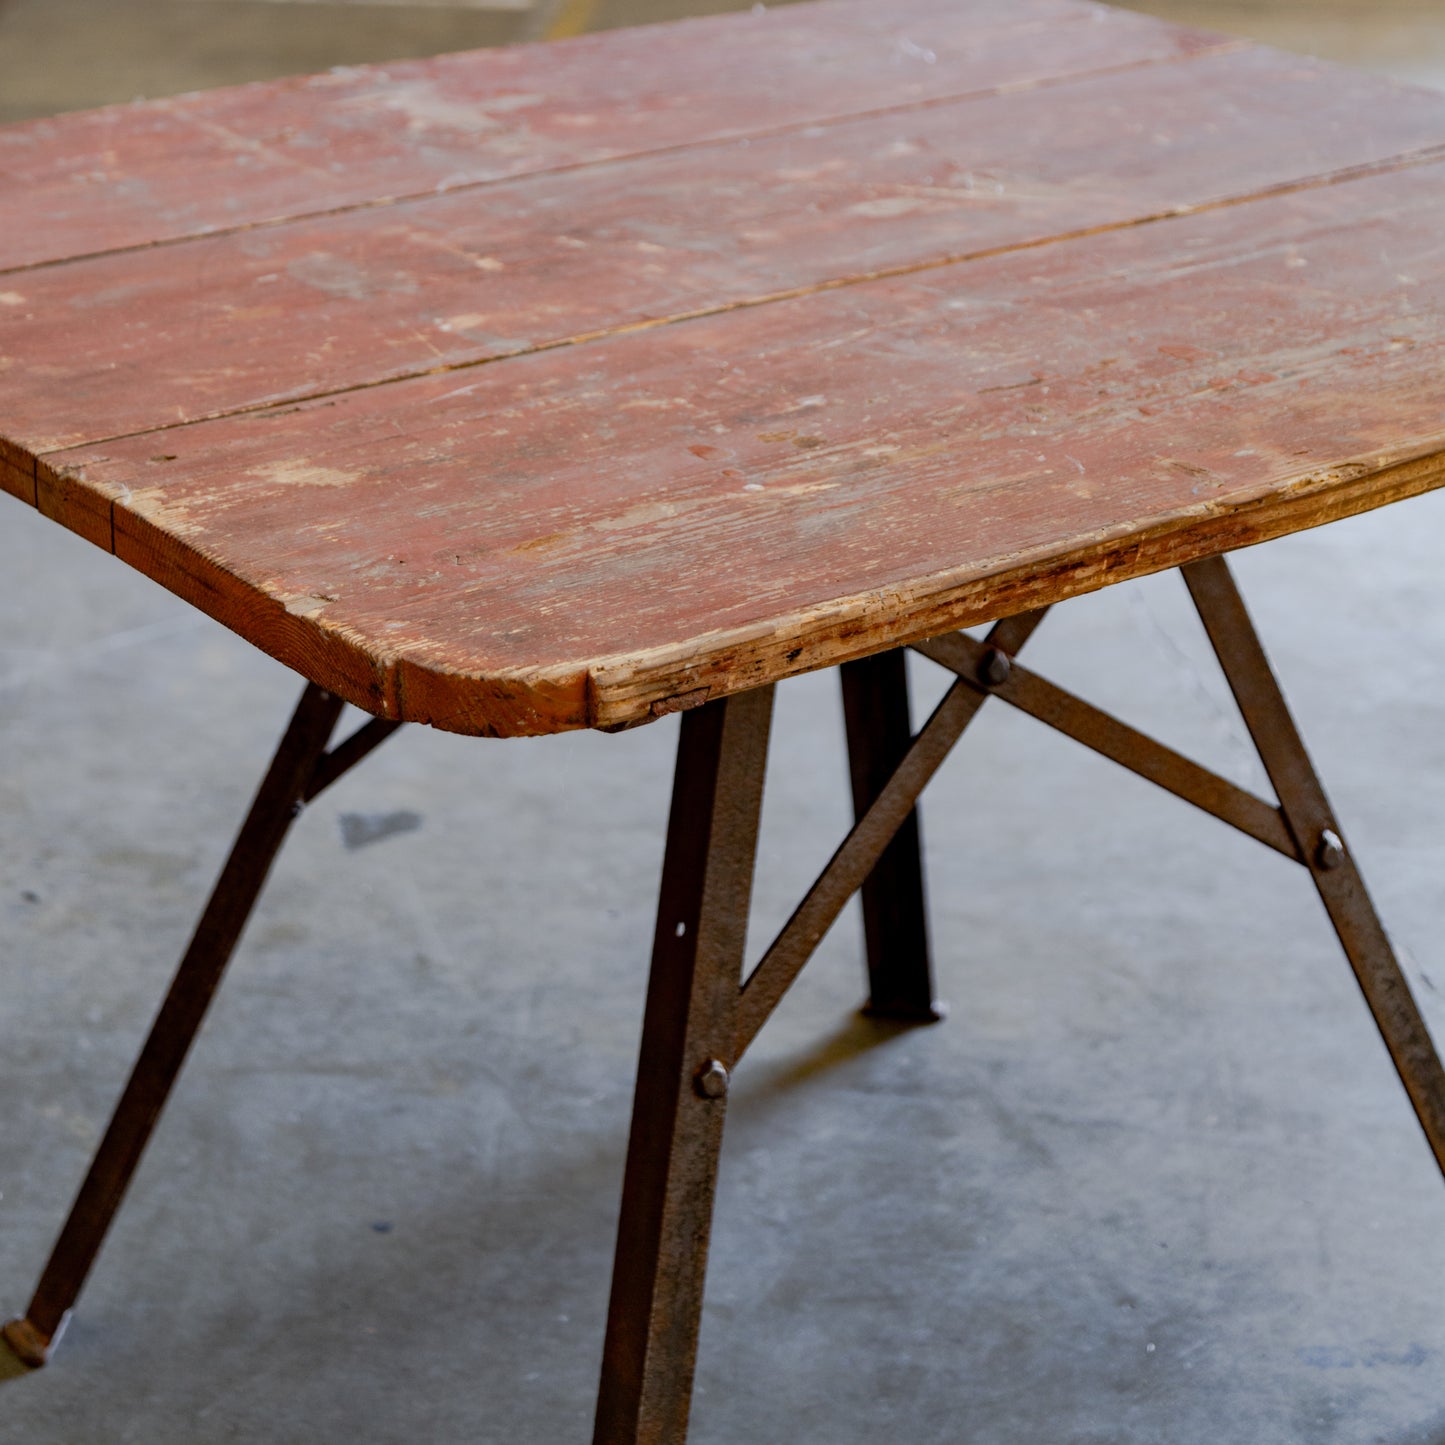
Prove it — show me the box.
[546,0,598,38]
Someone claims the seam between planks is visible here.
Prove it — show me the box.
[0,38,1248,280]
[32,140,1445,463]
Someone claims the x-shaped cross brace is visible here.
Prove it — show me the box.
[6,555,1443,1445]
[595,552,1445,1442]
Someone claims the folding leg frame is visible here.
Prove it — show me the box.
[1,687,401,1367]
[7,555,1445,1445]
[591,555,1445,1442]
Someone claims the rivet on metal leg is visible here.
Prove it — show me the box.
[694,1060,730,1100]
[1316,829,1346,871]
[979,648,1012,688]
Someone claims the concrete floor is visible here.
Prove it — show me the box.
[5,1,1445,1442]
[3,0,1444,124]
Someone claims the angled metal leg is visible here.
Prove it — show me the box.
[840,649,942,1022]
[1183,555,1445,1179]
[2,682,346,1368]
[594,686,773,1445]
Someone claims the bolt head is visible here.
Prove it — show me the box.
[695,1060,730,1100]
[980,648,1012,687]
[1316,829,1345,871]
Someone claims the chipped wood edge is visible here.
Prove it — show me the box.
[393,440,1445,735]
[32,454,399,720]
[24,437,1445,739]
[0,445,35,505]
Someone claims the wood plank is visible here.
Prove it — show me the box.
[0,450,35,506]
[4,46,1444,454]
[35,162,1445,735]
[0,0,1230,273]
[0,431,35,502]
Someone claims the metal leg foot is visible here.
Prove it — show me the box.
[8,682,345,1356]
[594,686,773,1445]
[1,1315,57,1369]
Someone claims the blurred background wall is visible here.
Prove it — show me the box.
[0,0,1442,127]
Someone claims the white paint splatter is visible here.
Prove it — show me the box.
[439,313,492,333]
[368,82,537,136]
[848,196,927,219]
[252,460,361,489]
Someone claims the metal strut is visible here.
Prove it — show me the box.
[595,684,774,1445]
[597,554,1445,1443]
[10,553,1444,1445]
[2,685,402,1369]
[840,648,941,1022]
[1181,555,1445,1176]
[736,607,1047,1059]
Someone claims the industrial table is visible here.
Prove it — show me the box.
[5,0,1445,1437]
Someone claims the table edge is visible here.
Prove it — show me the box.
[17,441,1438,737]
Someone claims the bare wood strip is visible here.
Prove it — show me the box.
[0,444,35,506]
[5,47,1443,455]
[0,0,1229,273]
[578,449,1445,737]
[913,632,1300,859]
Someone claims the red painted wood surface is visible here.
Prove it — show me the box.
[4,47,1444,453]
[0,0,1223,273]
[4,1,1445,735]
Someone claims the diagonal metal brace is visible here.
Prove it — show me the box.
[733,608,1048,1060]
[2,687,404,1371]
[912,630,1300,861]
[1183,555,1445,1179]
[304,716,405,803]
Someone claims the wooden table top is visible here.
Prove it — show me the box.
[4,0,1445,736]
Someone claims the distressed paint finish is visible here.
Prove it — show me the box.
[0,0,1225,273]
[6,47,1445,452]
[3,4,1445,736]
[26,163,1445,733]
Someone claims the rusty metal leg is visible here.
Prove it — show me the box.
[2,683,345,1369]
[1183,555,1445,1179]
[840,649,942,1023]
[594,686,773,1445]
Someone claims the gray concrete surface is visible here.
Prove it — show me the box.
[2,0,1444,125]
[5,2,1445,1442]
[0,0,807,125]
[1118,0,1445,89]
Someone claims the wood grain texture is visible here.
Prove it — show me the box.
[0,437,36,505]
[31,161,1445,735]
[4,46,1444,454]
[0,0,1227,273]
